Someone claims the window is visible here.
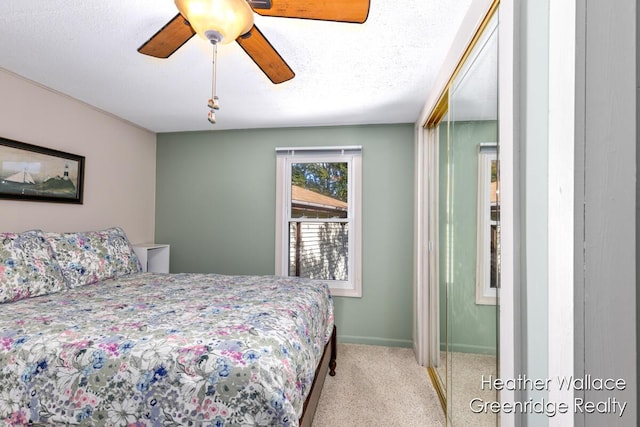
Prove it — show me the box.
[275,146,362,297]
[475,143,499,305]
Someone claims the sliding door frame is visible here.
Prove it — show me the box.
[413,1,518,425]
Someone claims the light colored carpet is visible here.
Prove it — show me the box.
[435,350,498,426]
[449,352,497,427]
[312,343,446,427]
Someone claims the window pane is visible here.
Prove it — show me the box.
[490,159,499,220]
[291,162,348,219]
[490,224,500,288]
[288,221,349,281]
[489,158,500,288]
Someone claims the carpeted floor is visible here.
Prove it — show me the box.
[448,352,497,426]
[312,343,446,427]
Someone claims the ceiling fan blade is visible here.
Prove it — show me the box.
[253,0,370,23]
[138,13,196,58]
[236,25,295,84]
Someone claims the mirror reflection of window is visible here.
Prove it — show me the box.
[476,144,498,305]
[490,159,500,290]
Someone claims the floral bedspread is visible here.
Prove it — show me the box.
[0,273,334,426]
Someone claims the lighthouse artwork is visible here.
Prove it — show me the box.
[0,137,84,204]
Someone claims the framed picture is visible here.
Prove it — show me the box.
[0,137,84,204]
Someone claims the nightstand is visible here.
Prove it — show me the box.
[133,243,170,273]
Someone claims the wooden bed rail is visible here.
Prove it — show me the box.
[299,325,337,426]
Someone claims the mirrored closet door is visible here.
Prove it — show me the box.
[427,7,499,426]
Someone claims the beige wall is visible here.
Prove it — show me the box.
[0,69,156,244]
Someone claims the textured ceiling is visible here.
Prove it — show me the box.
[0,0,474,132]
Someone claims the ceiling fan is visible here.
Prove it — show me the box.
[138,0,371,84]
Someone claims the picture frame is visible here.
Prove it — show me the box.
[0,137,85,204]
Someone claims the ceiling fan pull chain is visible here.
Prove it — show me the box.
[207,42,220,124]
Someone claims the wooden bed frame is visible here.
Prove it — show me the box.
[299,325,337,427]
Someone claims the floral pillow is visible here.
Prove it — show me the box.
[46,227,142,288]
[0,229,67,303]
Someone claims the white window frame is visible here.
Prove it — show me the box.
[475,142,498,305]
[275,146,362,297]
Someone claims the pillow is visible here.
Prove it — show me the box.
[46,227,142,288]
[0,229,67,303]
[103,227,143,278]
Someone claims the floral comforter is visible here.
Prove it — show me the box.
[0,273,334,426]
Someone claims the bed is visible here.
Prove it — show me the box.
[0,228,336,426]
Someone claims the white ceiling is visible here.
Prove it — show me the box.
[0,0,474,133]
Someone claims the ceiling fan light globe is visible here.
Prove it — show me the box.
[174,0,254,44]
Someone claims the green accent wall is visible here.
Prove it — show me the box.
[155,124,415,347]
[439,120,498,355]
